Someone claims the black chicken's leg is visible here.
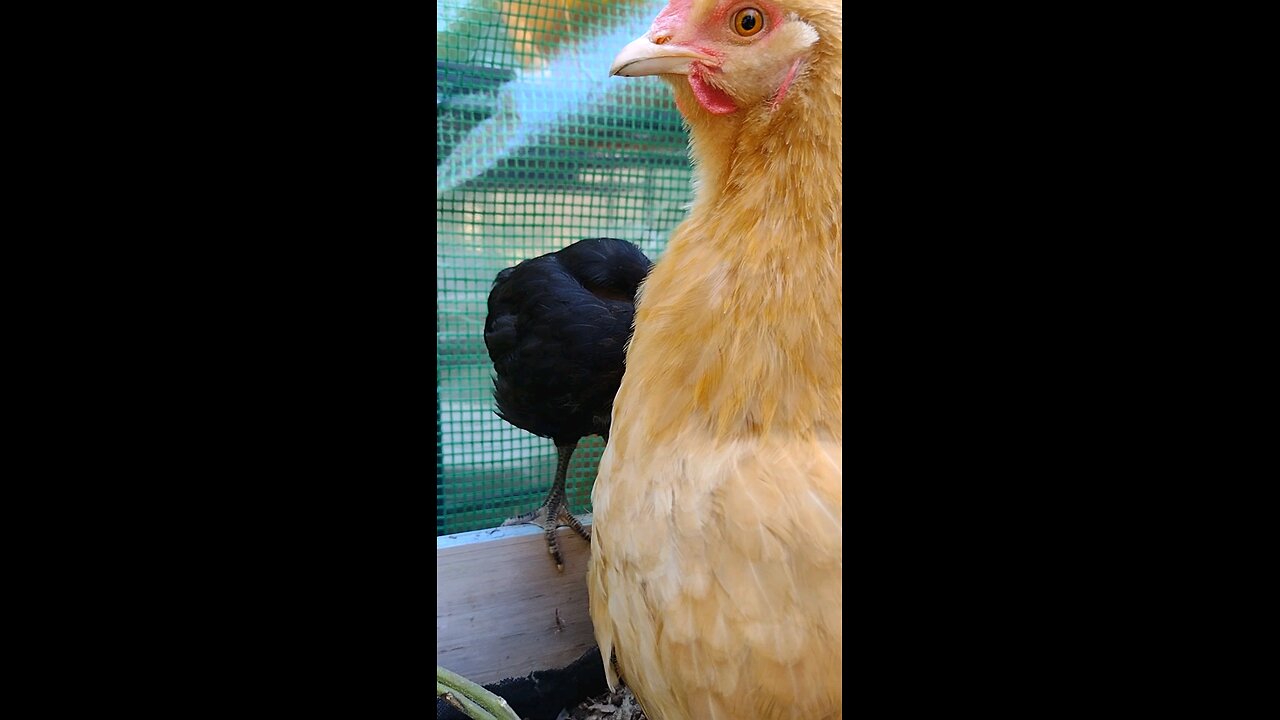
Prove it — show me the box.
[503,441,592,571]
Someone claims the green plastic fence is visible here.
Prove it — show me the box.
[436,0,693,535]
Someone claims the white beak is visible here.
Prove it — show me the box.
[610,35,716,77]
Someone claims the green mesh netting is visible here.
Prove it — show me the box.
[437,0,692,535]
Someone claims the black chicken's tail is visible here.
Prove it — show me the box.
[492,266,516,289]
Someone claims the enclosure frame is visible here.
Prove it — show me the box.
[436,515,596,683]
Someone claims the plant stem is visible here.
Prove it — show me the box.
[436,665,521,720]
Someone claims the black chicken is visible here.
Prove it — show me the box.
[484,237,652,570]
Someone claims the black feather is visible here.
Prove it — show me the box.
[484,238,652,447]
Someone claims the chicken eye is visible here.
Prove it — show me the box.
[732,8,764,37]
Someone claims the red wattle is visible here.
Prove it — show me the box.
[688,69,738,115]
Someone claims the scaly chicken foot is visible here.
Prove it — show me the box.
[502,443,591,571]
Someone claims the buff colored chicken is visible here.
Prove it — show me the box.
[587,0,842,718]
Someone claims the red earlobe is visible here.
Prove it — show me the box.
[689,71,739,115]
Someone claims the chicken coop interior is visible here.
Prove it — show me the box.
[439,1,843,716]
[437,0,690,539]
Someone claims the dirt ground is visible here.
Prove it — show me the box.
[560,685,647,720]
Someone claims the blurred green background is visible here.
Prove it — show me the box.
[436,0,693,535]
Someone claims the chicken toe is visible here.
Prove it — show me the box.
[501,443,591,571]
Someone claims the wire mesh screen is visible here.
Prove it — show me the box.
[437,0,693,535]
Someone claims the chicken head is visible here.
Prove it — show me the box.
[609,0,825,115]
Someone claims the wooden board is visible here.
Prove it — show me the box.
[436,516,595,684]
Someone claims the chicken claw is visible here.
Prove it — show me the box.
[503,444,592,571]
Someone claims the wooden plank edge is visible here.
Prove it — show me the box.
[437,514,594,550]
[437,515,596,684]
